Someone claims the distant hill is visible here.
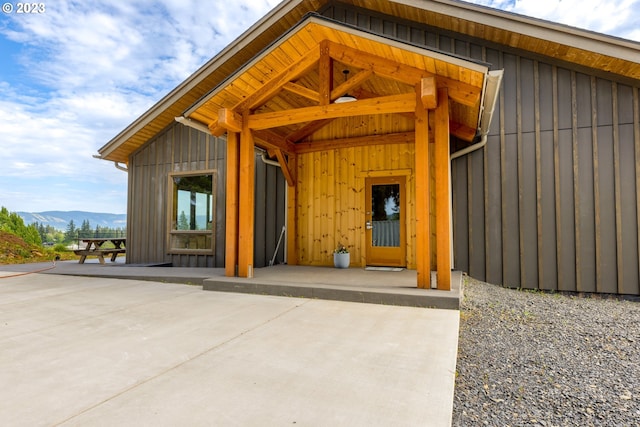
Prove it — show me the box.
[17,211,127,231]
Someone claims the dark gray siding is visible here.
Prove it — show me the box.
[322,3,640,295]
[128,122,286,268]
[254,156,287,267]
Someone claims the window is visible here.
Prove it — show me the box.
[168,172,215,253]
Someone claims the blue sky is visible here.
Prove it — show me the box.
[0,0,638,214]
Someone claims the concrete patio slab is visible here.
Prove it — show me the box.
[0,272,459,426]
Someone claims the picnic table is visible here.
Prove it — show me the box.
[74,238,126,264]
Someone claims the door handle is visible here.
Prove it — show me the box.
[365,221,373,230]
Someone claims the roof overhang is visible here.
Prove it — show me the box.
[97,0,640,164]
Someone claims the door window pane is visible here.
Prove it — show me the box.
[371,184,400,247]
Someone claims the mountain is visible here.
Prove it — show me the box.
[17,211,127,231]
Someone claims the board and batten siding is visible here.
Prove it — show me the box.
[323,3,640,295]
[452,57,640,296]
[128,122,286,268]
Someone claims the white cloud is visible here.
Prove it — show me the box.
[467,0,640,41]
[5,0,283,93]
[0,0,280,213]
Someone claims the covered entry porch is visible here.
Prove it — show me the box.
[181,15,493,290]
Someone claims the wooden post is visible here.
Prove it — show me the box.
[318,40,332,106]
[420,76,437,109]
[225,132,239,277]
[238,113,255,278]
[286,155,297,265]
[435,88,451,290]
[415,87,431,288]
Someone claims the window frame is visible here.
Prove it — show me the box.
[166,170,217,255]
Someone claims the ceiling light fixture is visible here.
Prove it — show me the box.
[334,69,357,103]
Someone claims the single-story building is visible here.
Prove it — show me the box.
[98,0,640,295]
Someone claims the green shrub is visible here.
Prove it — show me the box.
[53,243,68,252]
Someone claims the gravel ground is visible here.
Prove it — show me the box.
[453,276,640,427]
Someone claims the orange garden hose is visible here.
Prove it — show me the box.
[0,261,57,278]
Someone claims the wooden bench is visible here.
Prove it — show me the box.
[74,238,127,264]
[74,248,126,264]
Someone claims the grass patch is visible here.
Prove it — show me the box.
[0,230,76,265]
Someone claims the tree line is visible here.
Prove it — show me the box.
[0,206,125,247]
[0,207,41,245]
[61,219,126,242]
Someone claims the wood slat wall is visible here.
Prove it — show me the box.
[128,122,286,268]
[295,142,426,267]
[324,3,640,295]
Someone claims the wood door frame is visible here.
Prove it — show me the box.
[364,175,407,267]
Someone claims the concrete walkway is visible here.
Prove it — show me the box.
[0,260,461,309]
[0,271,459,426]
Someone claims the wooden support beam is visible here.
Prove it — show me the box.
[438,79,481,108]
[420,76,437,109]
[237,112,255,278]
[208,121,226,137]
[253,129,296,155]
[283,82,320,103]
[435,88,451,291]
[235,48,320,112]
[398,110,476,142]
[318,40,332,106]
[328,40,430,86]
[225,132,240,277]
[330,69,373,101]
[248,93,416,130]
[274,149,296,187]
[414,87,431,289]
[286,155,297,265]
[295,132,414,154]
[449,121,477,142]
[327,41,481,108]
[218,108,243,133]
[286,119,335,143]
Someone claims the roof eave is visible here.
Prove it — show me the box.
[98,0,640,162]
[98,0,310,161]
[422,0,640,62]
